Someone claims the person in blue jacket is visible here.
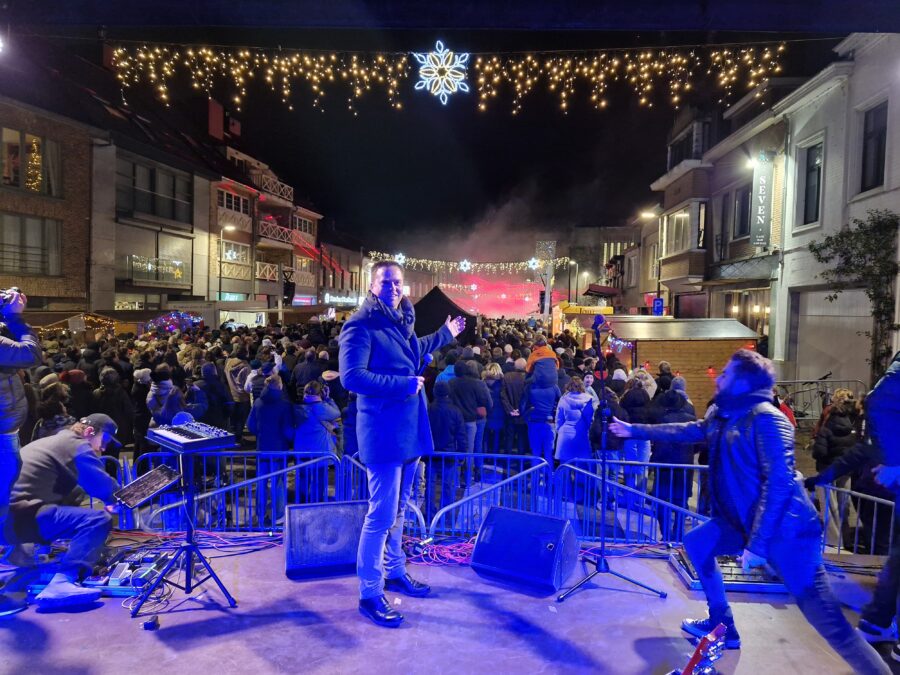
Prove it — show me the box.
[246,373,293,526]
[521,363,561,465]
[339,260,465,627]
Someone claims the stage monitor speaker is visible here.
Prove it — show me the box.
[284,501,368,579]
[471,506,580,593]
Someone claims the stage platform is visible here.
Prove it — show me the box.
[1,545,896,675]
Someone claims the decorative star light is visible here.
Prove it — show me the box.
[395,252,406,265]
[528,258,540,270]
[459,259,472,272]
[470,284,477,291]
[414,41,470,105]
[224,249,239,261]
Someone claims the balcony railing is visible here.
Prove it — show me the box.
[219,261,252,281]
[126,255,191,286]
[259,219,293,245]
[256,261,280,282]
[250,170,294,203]
[293,269,316,287]
[217,206,252,233]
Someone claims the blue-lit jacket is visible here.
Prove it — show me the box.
[246,386,293,453]
[867,351,900,468]
[339,294,452,464]
[521,367,561,424]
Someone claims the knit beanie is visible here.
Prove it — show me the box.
[134,368,152,385]
[612,369,627,382]
[671,376,687,393]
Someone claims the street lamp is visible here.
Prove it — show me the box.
[579,270,590,298]
[218,225,237,311]
[568,259,576,303]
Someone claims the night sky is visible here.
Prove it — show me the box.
[45,27,839,255]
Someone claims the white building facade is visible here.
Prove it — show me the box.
[771,34,900,385]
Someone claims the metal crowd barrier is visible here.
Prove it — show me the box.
[146,454,343,533]
[815,482,897,556]
[130,450,341,532]
[428,456,552,539]
[775,379,868,430]
[554,460,710,545]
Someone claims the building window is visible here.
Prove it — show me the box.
[698,202,707,249]
[733,185,751,239]
[116,157,193,224]
[664,210,690,256]
[646,242,659,280]
[1,128,61,196]
[716,194,730,260]
[220,240,251,264]
[217,189,250,215]
[292,215,315,234]
[0,212,61,275]
[802,142,823,225]
[861,101,888,193]
[668,129,694,169]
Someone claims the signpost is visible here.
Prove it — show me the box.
[652,297,665,316]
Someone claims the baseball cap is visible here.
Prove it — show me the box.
[80,414,122,448]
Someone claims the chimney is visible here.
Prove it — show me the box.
[208,99,224,140]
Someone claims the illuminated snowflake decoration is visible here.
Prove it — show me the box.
[395,252,406,265]
[470,284,477,291]
[459,259,472,272]
[527,257,540,270]
[414,41,470,105]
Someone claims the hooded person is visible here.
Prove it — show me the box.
[60,369,94,421]
[91,367,134,451]
[195,362,232,430]
[554,377,595,463]
[246,373,293,526]
[520,360,562,465]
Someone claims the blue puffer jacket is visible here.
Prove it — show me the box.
[867,351,900,468]
[246,386,293,453]
[521,367,561,424]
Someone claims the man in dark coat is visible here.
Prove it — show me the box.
[339,260,465,628]
[501,357,528,454]
[611,350,888,673]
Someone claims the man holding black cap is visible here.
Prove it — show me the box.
[4,414,120,609]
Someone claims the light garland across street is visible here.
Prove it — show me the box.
[111,39,787,113]
[369,251,571,274]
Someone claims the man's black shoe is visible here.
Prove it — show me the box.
[681,616,741,649]
[358,595,403,627]
[384,574,431,597]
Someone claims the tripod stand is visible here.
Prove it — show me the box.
[131,449,238,617]
[557,319,667,603]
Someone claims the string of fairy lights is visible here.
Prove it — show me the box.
[110,38,789,114]
[369,251,571,274]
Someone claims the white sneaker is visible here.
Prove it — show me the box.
[857,618,898,643]
[35,574,101,609]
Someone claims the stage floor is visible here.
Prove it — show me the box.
[1,545,896,675]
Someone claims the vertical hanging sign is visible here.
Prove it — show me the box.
[751,152,774,248]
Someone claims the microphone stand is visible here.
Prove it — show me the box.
[557,316,667,602]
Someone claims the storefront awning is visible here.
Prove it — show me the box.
[583,284,621,297]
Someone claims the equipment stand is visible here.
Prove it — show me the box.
[131,451,237,617]
[557,318,667,603]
